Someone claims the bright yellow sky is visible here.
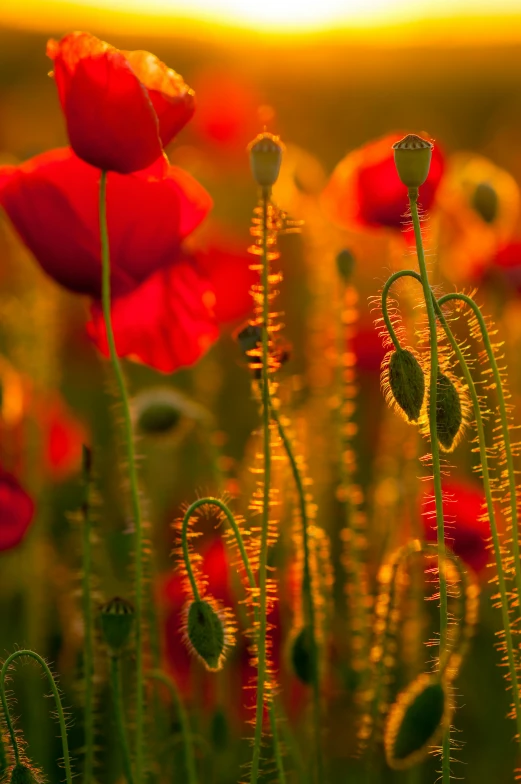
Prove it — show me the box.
[3,0,521,38]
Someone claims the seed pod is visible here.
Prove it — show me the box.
[471,181,498,224]
[248,132,283,189]
[100,597,135,655]
[392,134,433,189]
[385,674,450,770]
[432,371,463,451]
[290,626,314,685]
[10,765,38,784]
[388,348,425,422]
[336,249,356,282]
[186,599,226,672]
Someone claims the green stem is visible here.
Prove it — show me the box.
[0,728,7,778]
[270,403,323,782]
[110,656,134,784]
[268,703,287,784]
[250,188,272,784]
[146,670,197,784]
[382,272,521,741]
[99,170,145,782]
[0,650,73,784]
[438,292,521,608]
[81,445,95,784]
[408,192,449,784]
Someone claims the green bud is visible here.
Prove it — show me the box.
[386,678,447,768]
[471,181,498,223]
[10,765,38,784]
[388,349,425,422]
[187,600,225,672]
[100,597,135,655]
[336,249,356,281]
[248,132,283,189]
[392,134,433,189]
[432,372,462,451]
[137,401,181,435]
[290,626,314,685]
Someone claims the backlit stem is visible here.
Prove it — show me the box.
[109,655,134,784]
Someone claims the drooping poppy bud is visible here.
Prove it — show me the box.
[133,387,210,437]
[9,765,38,784]
[185,599,227,672]
[432,371,463,451]
[336,249,356,281]
[388,348,425,423]
[471,181,499,224]
[248,133,284,190]
[385,674,450,770]
[289,626,314,686]
[100,597,135,655]
[392,134,433,190]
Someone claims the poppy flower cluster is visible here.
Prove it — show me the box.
[0,32,253,373]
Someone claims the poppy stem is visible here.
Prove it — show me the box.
[146,670,198,784]
[81,445,95,784]
[269,401,323,783]
[109,654,134,784]
[408,191,450,784]
[250,188,272,784]
[0,649,73,784]
[99,170,145,783]
[0,730,6,779]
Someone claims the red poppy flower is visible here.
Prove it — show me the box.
[36,396,87,481]
[47,32,195,174]
[322,132,444,231]
[0,147,212,298]
[193,243,257,324]
[422,480,490,574]
[484,241,521,293]
[350,323,387,375]
[0,470,35,551]
[191,70,259,152]
[87,258,218,373]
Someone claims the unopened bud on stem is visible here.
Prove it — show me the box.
[248,132,283,191]
[392,134,433,191]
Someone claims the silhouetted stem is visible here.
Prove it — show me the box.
[99,170,145,782]
[0,650,73,784]
[109,656,134,784]
[147,670,197,784]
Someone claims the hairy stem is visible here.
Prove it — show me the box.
[110,656,134,784]
[0,650,73,784]
[81,445,95,784]
[99,170,145,782]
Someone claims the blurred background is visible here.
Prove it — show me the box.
[2,1,521,783]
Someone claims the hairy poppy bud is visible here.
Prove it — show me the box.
[186,599,226,672]
[336,249,356,281]
[432,372,463,451]
[388,349,425,422]
[290,626,315,685]
[10,765,38,784]
[248,132,283,189]
[471,181,498,224]
[392,134,433,190]
[100,597,135,655]
[385,675,449,770]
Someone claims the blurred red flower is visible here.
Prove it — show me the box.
[87,258,219,373]
[194,243,256,324]
[37,396,87,481]
[191,70,259,152]
[485,241,521,293]
[0,147,212,298]
[422,480,490,574]
[350,323,387,374]
[322,132,444,231]
[0,470,35,551]
[47,32,195,173]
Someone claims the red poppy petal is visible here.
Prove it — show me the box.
[0,471,35,551]
[165,166,214,239]
[87,259,218,373]
[194,245,256,324]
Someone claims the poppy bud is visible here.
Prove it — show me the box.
[10,765,38,784]
[432,372,463,452]
[388,349,425,422]
[471,181,498,224]
[248,132,283,189]
[385,675,449,770]
[336,249,356,281]
[100,597,135,655]
[392,134,433,190]
[290,626,315,685]
[186,599,226,672]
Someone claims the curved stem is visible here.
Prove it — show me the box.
[146,670,197,784]
[81,445,95,784]
[408,192,449,784]
[99,170,145,782]
[0,650,73,784]
[109,656,134,784]
[270,403,323,782]
[250,189,272,784]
